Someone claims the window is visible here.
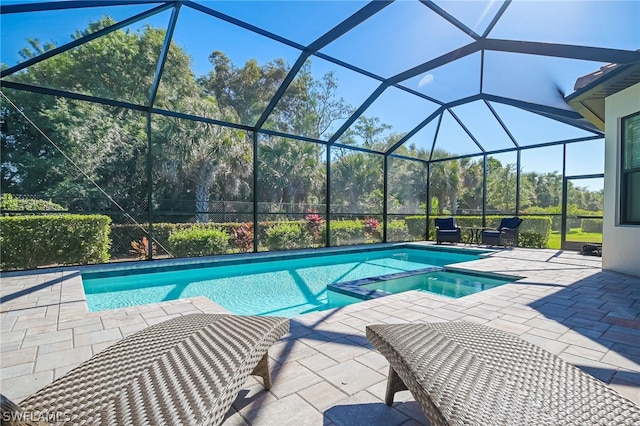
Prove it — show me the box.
[621,111,640,224]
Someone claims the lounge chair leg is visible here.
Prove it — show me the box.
[385,365,408,406]
[251,352,272,390]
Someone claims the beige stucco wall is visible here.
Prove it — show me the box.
[602,82,640,277]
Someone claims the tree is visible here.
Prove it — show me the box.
[2,17,258,220]
[519,171,562,212]
[428,149,460,215]
[339,116,391,151]
[331,150,383,212]
[456,157,483,213]
[329,116,391,212]
[200,52,287,125]
[153,97,250,222]
[202,54,354,210]
[257,136,325,211]
[486,158,517,213]
[387,157,419,214]
[1,17,195,209]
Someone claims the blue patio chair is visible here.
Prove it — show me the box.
[435,217,461,244]
[481,216,523,247]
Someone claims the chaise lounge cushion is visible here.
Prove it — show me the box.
[367,321,640,425]
[8,314,289,426]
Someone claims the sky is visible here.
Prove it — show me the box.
[2,0,639,190]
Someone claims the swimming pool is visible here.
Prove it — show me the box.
[82,245,487,316]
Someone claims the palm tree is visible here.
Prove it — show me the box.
[257,135,325,212]
[428,149,460,215]
[331,149,383,212]
[155,96,250,222]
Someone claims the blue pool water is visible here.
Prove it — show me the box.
[83,246,484,317]
[361,270,513,299]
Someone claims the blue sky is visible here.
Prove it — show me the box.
[2,0,638,190]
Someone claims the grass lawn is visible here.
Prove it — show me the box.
[547,230,603,249]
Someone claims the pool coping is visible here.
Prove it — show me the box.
[327,266,444,300]
[328,266,524,301]
[0,241,492,278]
[80,242,493,279]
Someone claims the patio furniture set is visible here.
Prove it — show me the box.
[435,216,523,247]
[2,313,639,425]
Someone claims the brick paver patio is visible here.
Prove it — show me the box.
[1,245,639,425]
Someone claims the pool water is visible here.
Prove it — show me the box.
[83,247,482,316]
[361,270,513,299]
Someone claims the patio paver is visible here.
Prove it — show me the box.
[1,246,639,425]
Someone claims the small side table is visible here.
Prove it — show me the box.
[461,227,490,245]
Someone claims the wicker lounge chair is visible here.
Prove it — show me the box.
[434,217,461,244]
[367,321,640,425]
[481,216,522,247]
[2,314,289,426]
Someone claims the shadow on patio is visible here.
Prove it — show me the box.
[0,272,79,304]
[323,401,425,426]
[528,270,640,386]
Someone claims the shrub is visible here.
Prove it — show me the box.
[328,220,365,246]
[516,216,551,248]
[451,216,484,228]
[255,219,301,248]
[363,217,381,239]
[567,218,582,231]
[581,219,603,233]
[168,227,230,257]
[0,214,111,270]
[265,222,311,251]
[233,222,254,252]
[405,216,427,240]
[551,216,564,232]
[129,236,155,260]
[386,220,411,242]
[110,224,150,258]
[109,222,247,257]
[305,212,324,243]
[518,231,548,248]
[0,193,65,212]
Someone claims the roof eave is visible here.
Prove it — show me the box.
[565,62,640,131]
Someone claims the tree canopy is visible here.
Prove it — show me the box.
[1,17,603,221]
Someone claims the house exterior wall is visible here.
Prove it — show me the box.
[603,82,640,277]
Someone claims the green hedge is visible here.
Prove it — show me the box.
[110,222,245,257]
[325,220,366,246]
[387,220,411,242]
[0,214,111,270]
[167,227,230,257]
[405,216,427,240]
[265,222,312,251]
[0,193,66,212]
[581,219,603,233]
[518,231,548,248]
[110,214,555,260]
[112,221,317,257]
[549,217,580,232]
